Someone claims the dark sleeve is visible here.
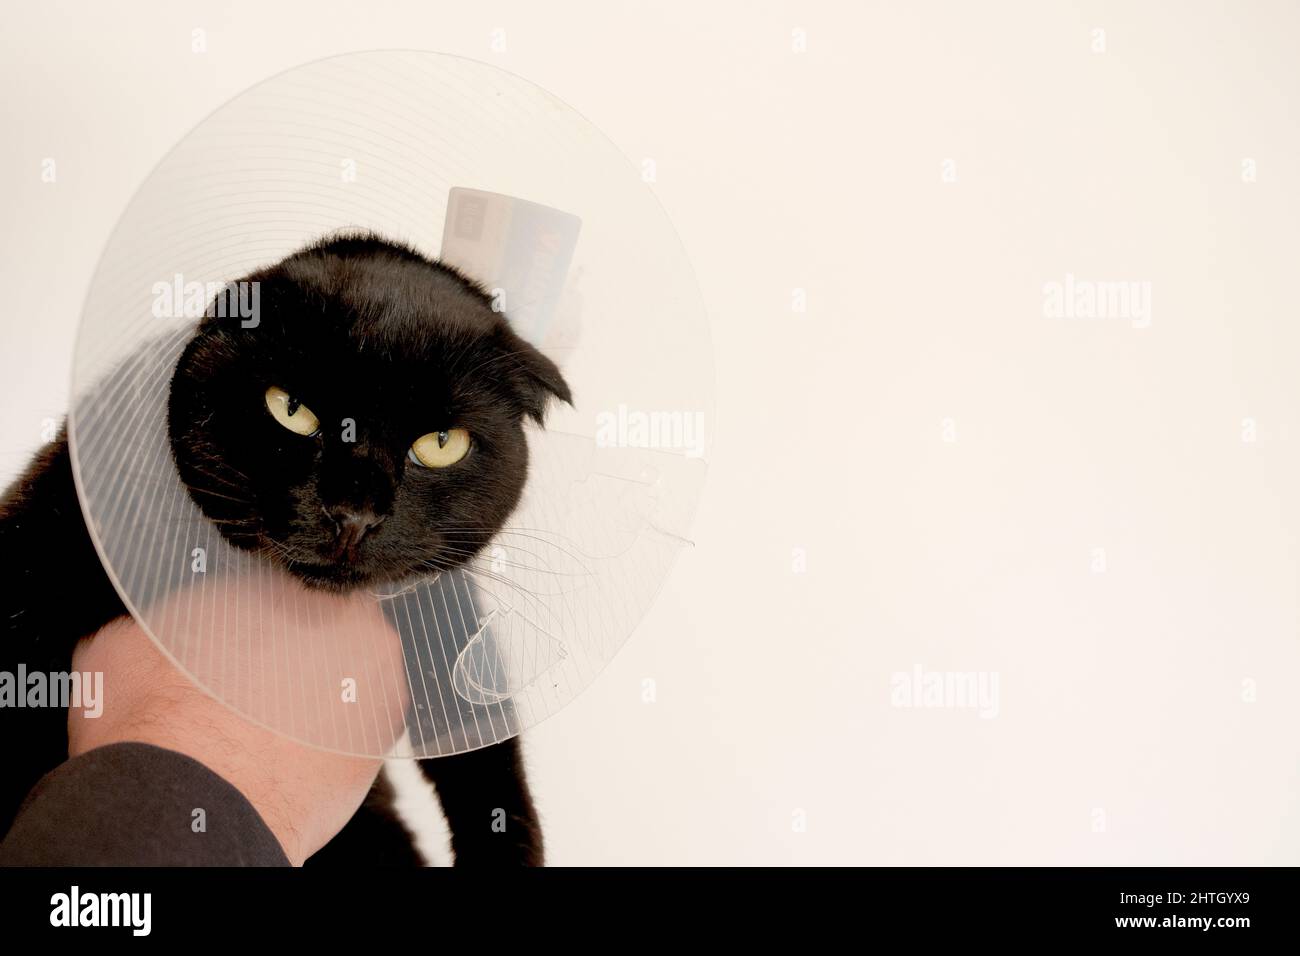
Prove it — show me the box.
[0,742,289,866]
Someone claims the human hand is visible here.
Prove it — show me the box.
[67,572,410,866]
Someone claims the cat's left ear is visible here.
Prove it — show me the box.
[498,329,572,424]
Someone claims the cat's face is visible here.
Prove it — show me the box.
[167,236,570,591]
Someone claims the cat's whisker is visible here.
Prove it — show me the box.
[186,485,253,506]
[256,536,320,568]
[460,564,589,601]
[416,559,557,613]
[211,462,251,482]
[434,529,598,567]
[455,563,575,610]
[425,541,590,579]
[205,518,259,531]
[417,535,590,574]
[183,462,251,494]
[369,578,431,600]
[423,548,581,601]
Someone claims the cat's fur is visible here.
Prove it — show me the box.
[0,234,570,865]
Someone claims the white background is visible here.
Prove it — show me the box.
[2,0,1298,864]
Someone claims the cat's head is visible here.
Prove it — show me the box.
[166,234,571,591]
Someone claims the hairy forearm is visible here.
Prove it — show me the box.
[68,617,382,866]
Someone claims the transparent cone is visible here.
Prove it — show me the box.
[70,51,712,757]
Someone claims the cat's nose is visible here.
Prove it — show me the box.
[324,506,385,553]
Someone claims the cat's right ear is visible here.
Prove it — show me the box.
[496,328,573,425]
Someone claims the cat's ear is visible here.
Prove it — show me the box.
[497,330,572,424]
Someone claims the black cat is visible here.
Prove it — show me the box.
[0,234,571,865]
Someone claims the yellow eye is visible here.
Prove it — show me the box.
[409,428,471,468]
[264,386,320,436]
